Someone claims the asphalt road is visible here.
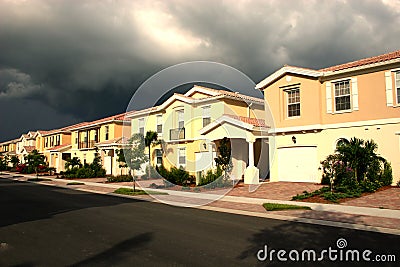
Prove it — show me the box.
[0,178,398,267]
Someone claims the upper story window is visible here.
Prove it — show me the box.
[156,115,162,134]
[94,129,99,142]
[138,118,144,135]
[56,135,60,146]
[334,80,351,111]
[177,110,184,129]
[396,71,400,105]
[287,88,300,117]
[105,126,109,140]
[202,106,211,127]
[75,133,78,145]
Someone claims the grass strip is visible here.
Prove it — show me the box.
[263,203,311,211]
[67,182,85,185]
[114,188,168,196]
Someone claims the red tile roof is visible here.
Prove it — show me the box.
[47,144,71,151]
[194,85,264,103]
[320,50,400,72]
[225,114,266,127]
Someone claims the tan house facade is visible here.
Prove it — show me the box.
[256,50,400,184]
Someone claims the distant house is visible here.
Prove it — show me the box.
[256,50,400,185]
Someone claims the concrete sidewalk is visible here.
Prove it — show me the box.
[1,172,400,235]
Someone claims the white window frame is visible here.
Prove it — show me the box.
[138,118,144,135]
[156,115,163,134]
[333,80,352,112]
[177,110,184,129]
[395,71,400,105]
[105,126,109,140]
[202,106,211,127]
[178,147,186,168]
[286,88,300,118]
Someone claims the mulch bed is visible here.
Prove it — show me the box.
[295,186,394,204]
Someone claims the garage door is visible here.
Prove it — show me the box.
[277,146,318,183]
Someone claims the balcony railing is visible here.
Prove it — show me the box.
[170,128,185,140]
[78,140,96,149]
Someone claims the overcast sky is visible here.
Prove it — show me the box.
[1,0,399,142]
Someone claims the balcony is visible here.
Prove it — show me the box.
[78,140,95,149]
[170,128,185,140]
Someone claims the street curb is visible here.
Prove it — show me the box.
[1,173,400,236]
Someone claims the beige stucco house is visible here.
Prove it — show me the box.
[256,50,400,185]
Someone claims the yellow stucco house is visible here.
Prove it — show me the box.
[256,50,400,185]
[127,85,269,184]
[67,113,132,176]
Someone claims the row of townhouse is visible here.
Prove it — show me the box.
[1,50,399,185]
[0,113,132,176]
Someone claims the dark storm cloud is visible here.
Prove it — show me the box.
[0,0,399,141]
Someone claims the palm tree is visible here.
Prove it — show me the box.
[144,131,158,178]
[336,137,384,182]
[65,157,82,170]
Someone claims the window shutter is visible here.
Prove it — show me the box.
[351,77,359,111]
[326,82,332,113]
[385,71,393,107]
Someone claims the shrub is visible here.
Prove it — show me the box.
[380,162,393,186]
[155,165,195,186]
[107,175,133,183]
[198,167,223,186]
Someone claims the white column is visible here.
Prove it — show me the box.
[248,141,254,167]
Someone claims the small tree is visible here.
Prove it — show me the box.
[214,137,232,181]
[25,149,46,179]
[124,133,147,191]
[10,156,19,168]
[116,148,129,176]
[144,131,158,178]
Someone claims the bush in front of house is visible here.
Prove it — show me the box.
[155,165,195,186]
[107,175,133,183]
[62,152,106,178]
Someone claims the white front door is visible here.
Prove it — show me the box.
[277,146,318,183]
[104,156,112,175]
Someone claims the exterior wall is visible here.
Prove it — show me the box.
[269,120,400,184]
[263,74,321,129]
[321,70,400,124]
[223,99,264,119]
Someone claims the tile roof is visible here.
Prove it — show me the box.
[67,111,132,130]
[47,144,71,151]
[320,49,400,72]
[96,136,129,146]
[225,114,266,127]
[194,85,264,103]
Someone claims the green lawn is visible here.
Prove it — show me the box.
[114,188,168,196]
[263,203,311,211]
[66,182,85,185]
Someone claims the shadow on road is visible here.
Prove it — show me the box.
[0,178,141,228]
[71,232,153,267]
